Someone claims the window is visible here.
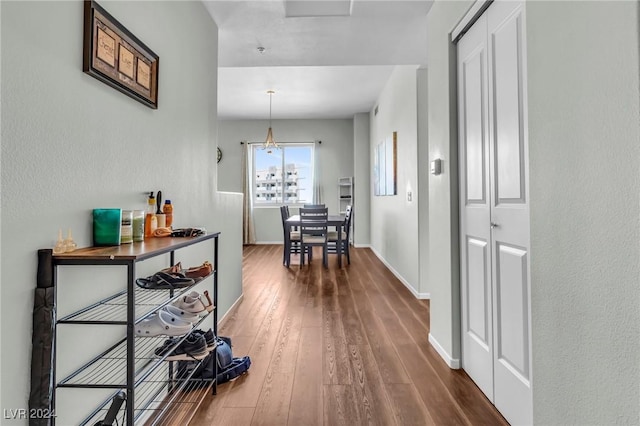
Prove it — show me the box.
[253,143,314,206]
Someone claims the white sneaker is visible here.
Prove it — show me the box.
[172,291,213,314]
[136,310,192,337]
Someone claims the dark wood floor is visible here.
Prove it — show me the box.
[191,245,508,425]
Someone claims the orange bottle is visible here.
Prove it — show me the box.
[163,200,174,228]
[144,192,157,237]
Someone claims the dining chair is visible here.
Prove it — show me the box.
[303,204,325,208]
[328,205,353,265]
[299,207,329,268]
[280,205,300,267]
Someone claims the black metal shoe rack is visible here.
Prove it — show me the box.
[51,233,220,425]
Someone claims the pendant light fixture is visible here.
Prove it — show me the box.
[263,90,279,153]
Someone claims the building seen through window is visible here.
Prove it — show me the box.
[253,144,314,205]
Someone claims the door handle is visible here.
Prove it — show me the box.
[490,222,499,229]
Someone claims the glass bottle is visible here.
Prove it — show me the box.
[120,210,133,244]
[132,210,145,242]
[63,228,77,252]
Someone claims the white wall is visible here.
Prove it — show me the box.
[353,113,371,246]
[218,119,354,243]
[426,0,640,423]
[1,1,243,422]
[526,1,640,423]
[369,66,421,296]
[425,0,473,366]
[416,68,430,296]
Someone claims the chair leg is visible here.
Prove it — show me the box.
[323,245,328,268]
[345,243,350,265]
[282,241,287,265]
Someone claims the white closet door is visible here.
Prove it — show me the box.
[488,2,532,424]
[458,12,494,402]
[458,1,532,425]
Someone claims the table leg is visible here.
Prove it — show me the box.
[337,229,342,268]
[285,224,291,268]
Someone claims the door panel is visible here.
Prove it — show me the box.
[492,10,526,204]
[495,242,529,380]
[458,12,493,402]
[488,2,532,425]
[466,237,490,346]
[463,49,487,204]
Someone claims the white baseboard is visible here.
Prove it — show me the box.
[429,333,460,369]
[218,294,244,328]
[353,243,370,248]
[369,246,430,300]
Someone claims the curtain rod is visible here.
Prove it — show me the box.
[240,140,322,144]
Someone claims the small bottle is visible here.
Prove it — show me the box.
[144,192,157,238]
[63,228,78,252]
[53,229,65,254]
[163,200,173,228]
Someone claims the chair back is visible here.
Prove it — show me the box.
[303,204,325,209]
[300,207,328,242]
[279,205,289,226]
[344,205,353,239]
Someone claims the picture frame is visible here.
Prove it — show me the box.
[373,131,397,196]
[83,0,159,109]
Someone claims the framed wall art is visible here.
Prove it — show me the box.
[83,0,159,109]
[373,131,397,196]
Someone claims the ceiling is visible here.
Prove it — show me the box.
[203,0,433,120]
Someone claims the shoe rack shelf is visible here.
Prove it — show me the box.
[57,286,197,324]
[52,233,220,426]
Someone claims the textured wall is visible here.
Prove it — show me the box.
[416,68,430,296]
[217,118,354,242]
[526,1,640,423]
[1,1,243,422]
[425,0,473,361]
[353,113,371,246]
[369,66,421,295]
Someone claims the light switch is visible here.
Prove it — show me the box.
[431,159,442,175]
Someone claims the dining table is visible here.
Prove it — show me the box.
[284,214,346,267]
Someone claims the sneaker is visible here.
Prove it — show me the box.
[155,333,208,361]
[191,329,215,350]
[173,291,214,314]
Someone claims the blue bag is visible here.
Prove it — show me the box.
[177,336,251,386]
[215,336,251,384]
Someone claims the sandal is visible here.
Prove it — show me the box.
[161,262,183,275]
[184,261,213,279]
[136,271,195,290]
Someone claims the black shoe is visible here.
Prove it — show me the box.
[155,334,208,361]
[191,329,216,350]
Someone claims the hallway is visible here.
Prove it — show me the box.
[192,245,507,425]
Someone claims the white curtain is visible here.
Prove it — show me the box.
[242,142,256,245]
[312,142,323,204]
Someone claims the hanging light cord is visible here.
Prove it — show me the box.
[269,91,273,128]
